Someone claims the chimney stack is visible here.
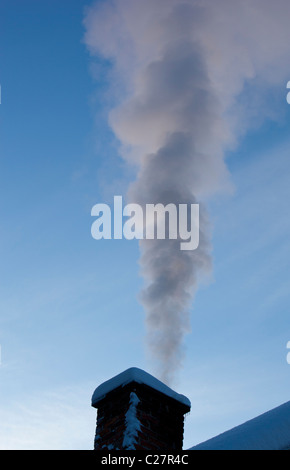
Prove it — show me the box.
[91,367,191,451]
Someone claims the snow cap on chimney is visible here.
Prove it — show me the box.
[92,367,191,451]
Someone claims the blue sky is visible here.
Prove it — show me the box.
[0,0,290,450]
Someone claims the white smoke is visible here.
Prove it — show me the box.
[84,0,290,385]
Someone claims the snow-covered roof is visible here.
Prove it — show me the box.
[92,367,191,408]
[191,400,290,450]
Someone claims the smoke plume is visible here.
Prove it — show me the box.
[84,0,290,385]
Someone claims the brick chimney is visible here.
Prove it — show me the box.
[91,367,191,451]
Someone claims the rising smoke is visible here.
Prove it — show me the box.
[84,0,290,385]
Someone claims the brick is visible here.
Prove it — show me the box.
[92,370,190,451]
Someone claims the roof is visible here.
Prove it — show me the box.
[91,367,191,408]
[191,400,290,450]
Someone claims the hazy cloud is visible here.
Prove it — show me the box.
[84,0,290,384]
